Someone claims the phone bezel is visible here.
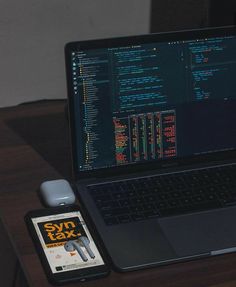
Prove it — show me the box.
[25,205,110,285]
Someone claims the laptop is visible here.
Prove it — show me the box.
[65,26,236,271]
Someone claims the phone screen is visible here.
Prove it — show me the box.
[31,210,105,274]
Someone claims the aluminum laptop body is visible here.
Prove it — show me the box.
[65,26,236,271]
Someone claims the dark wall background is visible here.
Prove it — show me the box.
[209,0,236,27]
[150,0,236,33]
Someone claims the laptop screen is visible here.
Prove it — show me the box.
[65,27,236,174]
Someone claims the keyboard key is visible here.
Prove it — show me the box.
[119,199,131,207]
[118,215,132,223]
[143,210,160,219]
[131,213,145,221]
[104,217,119,225]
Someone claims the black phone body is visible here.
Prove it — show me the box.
[25,205,110,285]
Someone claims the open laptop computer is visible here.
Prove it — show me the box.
[65,26,236,271]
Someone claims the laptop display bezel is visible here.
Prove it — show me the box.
[65,26,236,180]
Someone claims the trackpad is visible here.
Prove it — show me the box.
[159,206,236,257]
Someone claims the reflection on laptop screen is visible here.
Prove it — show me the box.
[69,33,236,172]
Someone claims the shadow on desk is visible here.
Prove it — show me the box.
[6,111,72,180]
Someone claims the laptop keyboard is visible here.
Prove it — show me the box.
[88,164,236,225]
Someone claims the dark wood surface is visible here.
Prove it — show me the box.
[1,101,236,287]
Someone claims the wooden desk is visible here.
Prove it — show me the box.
[1,101,236,287]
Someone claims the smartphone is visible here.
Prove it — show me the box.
[25,205,110,285]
